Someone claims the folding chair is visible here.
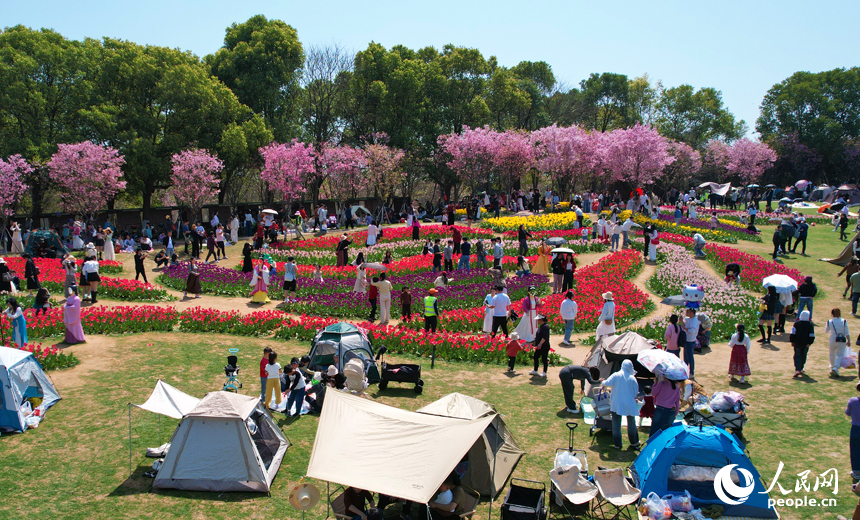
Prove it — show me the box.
[550,466,598,519]
[328,488,351,520]
[591,468,640,520]
[457,485,481,519]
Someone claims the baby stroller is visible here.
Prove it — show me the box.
[501,478,546,520]
[223,348,242,392]
[343,357,367,395]
[375,346,424,394]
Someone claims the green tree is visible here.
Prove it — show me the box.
[218,115,273,204]
[628,74,660,125]
[578,72,631,132]
[0,25,95,216]
[299,44,353,146]
[655,84,745,149]
[207,15,304,141]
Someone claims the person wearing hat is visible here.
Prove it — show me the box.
[423,288,440,333]
[505,332,523,372]
[527,315,551,377]
[0,257,13,294]
[596,292,616,339]
[63,285,86,345]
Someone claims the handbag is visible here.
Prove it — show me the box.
[758,302,766,312]
[835,319,848,343]
[2,272,12,282]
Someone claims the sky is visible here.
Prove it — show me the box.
[3,0,858,137]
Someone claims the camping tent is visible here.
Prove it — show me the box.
[811,184,834,202]
[582,331,657,394]
[417,393,524,496]
[0,346,61,433]
[307,390,518,503]
[823,184,860,206]
[631,425,778,518]
[152,391,290,492]
[308,322,380,383]
[24,229,69,257]
[824,230,860,266]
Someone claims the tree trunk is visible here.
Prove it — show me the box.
[142,189,153,221]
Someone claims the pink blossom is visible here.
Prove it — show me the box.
[0,155,31,219]
[162,148,223,217]
[600,123,674,186]
[531,125,602,190]
[260,140,313,201]
[726,138,777,183]
[47,142,126,220]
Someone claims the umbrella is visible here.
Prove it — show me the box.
[765,184,778,189]
[768,217,784,224]
[831,202,846,212]
[818,204,832,214]
[545,237,566,247]
[779,197,792,203]
[748,184,760,188]
[362,262,387,271]
[262,209,278,215]
[551,247,575,255]
[795,180,811,190]
[660,295,687,306]
[636,349,689,380]
[762,274,798,294]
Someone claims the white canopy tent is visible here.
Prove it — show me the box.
[306,390,495,504]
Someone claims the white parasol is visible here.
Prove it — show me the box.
[551,247,575,255]
[261,209,278,215]
[636,349,689,380]
[762,274,798,294]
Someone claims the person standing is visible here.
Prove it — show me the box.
[681,308,699,377]
[452,226,462,255]
[596,292,616,339]
[790,310,815,377]
[184,261,202,298]
[10,221,23,253]
[482,287,496,334]
[23,254,39,293]
[796,276,817,318]
[505,332,522,372]
[475,239,487,269]
[560,291,578,346]
[134,249,149,283]
[432,239,443,273]
[230,214,240,244]
[283,256,298,303]
[457,237,471,271]
[285,362,307,418]
[336,234,351,267]
[489,285,511,338]
[400,286,412,321]
[103,227,116,261]
[647,226,659,262]
[259,347,273,399]
[649,375,681,439]
[81,256,100,303]
[559,365,601,413]
[550,254,565,294]
[603,360,641,450]
[367,277,379,322]
[792,218,809,254]
[562,253,576,292]
[241,243,253,273]
[529,315,551,378]
[841,213,850,241]
[664,315,682,358]
[215,224,227,259]
[63,286,86,345]
[728,324,751,383]
[492,238,504,269]
[344,205,354,230]
[514,287,542,342]
[5,297,27,346]
[758,286,778,342]
[161,231,174,261]
[517,225,532,257]
[249,263,271,303]
[423,288,439,333]
[264,352,283,409]
[443,240,454,271]
[845,383,860,480]
[826,308,850,378]
[620,216,635,249]
[411,212,421,240]
[372,273,393,325]
[533,241,550,274]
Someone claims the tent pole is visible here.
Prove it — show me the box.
[159,414,162,446]
[128,403,132,478]
[488,436,497,520]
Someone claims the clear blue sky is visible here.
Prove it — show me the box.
[4,0,858,136]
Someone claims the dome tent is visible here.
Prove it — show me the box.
[0,346,61,433]
[631,424,778,518]
[307,322,380,383]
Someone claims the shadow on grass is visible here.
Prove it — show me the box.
[108,466,154,497]
[370,387,420,399]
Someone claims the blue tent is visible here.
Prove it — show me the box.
[0,346,61,432]
[631,424,777,518]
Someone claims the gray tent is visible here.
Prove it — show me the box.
[24,229,69,257]
[582,331,657,395]
[823,184,860,206]
[153,391,290,492]
[0,346,61,433]
[308,322,380,383]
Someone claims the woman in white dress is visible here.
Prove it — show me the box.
[230,214,240,244]
[72,222,85,250]
[514,286,543,342]
[482,288,496,334]
[648,228,659,262]
[366,222,378,246]
[353,264,367,294]
[595,291,616,339]
[102,228,116,261]
[10,222,23,253]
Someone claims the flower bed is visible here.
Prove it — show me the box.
[1,306,179,339]
[636,242,759,342]
[265,224,493,252]
[10,342,79,370]
[482,212,593,232]
[632,213,745,243]
[654,213,759,238]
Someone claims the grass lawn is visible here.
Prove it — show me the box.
[0,329,858,520]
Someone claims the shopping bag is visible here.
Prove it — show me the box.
[641,492,671,520]
[841,348,857,370]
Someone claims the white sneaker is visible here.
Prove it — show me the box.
[559,340,570,346]
[566,407,578,414]
[539,372,546,378]
[528,370,538,375]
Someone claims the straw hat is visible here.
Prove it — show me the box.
[510,332,519,340]
[602,291,614,301]
[327,366,338,377]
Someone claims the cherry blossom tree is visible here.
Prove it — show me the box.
[47,142,127,222]
[319,144,367,218]
[259,140,313,206]
[726,138,777,183]
[600,123,674,187]
[531,125,602,196]
[491,129,535,194]
[437,125,497,193]
[657,141,702,193]
[0,155,31,219]
[162,148,223,221]
[365,141,405,211]
[701,140,731,181]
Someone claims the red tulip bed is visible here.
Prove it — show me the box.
[7,342,79,370]
[3,257,171,301]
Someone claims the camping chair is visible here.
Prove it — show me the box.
[457,485,481,520]
[328,488,351,520]
[592,468,640,520]
[549,466,598,519]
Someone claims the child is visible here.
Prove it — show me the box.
[400,286,412,321]
[443,240,454,271]
[312,264,323,283]
[505,332,522,372]
[581,227,589,243]
[639,385,655,419]
[368,277,379,322]
[728,323,751,383]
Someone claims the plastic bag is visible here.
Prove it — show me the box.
[665,490,693,513]
[554,451,583,471]
[842,348,857,369]
[641,492,672,520]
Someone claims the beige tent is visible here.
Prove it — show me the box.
[583,331,657,394]
[307,390,520,503]
[153,391,290,492]
[417,393,524,496]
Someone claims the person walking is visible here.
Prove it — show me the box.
[797,276,817,318]
[792,218,809,254]
[603,360,641,449]
[596,292,616,339]
[432,239,442,273]
[550,254,565,294]
[457,237,471,271]
[728,324,751,383]
[81,256,100,303]
[282,256,298,303]
[5,297,27,346]
[133,249,149,283]
[664,315,682,358]
[492,238,504,269]
[649,375,681,439]
[562,253,576,292]
[841,213,850,241]
[826,308,850,378]
[790,310,816,377]
[528,315,551,378]
[63,286,86,345]
[758,286,778,343]
[517,225,532,257]
[216,224,227,259]
[845,383,860,479]
[682,308,699,377]
[423,288,439,333]
[264,352,283,409]
[204,231,218,263]
[371,273,393,325]
[560,291,578,346]
[489,285,511,338]
[559,365,601,413]
[505,332,523,372]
